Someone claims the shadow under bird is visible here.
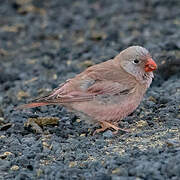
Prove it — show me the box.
[16,46,157,135]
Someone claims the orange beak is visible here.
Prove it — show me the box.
[144,58,157,72]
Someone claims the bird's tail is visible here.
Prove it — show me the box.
[15,102,55,110]
[15,90,60,110]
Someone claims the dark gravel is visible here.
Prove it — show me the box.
[0,0,180,179]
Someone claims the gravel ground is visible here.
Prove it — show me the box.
[0,0,180,179]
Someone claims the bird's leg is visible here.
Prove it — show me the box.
[93,121,130,135]
[93,122,108,135]
[93,121,120,135]
[102,121,121,134]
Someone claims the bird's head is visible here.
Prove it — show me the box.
[116,46,157,82]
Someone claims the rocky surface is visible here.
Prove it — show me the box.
[0,0,180,179]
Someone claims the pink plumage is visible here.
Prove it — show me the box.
[16,46,157,134]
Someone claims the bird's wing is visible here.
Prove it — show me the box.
[17,60,136,109]
[29,78,135,104]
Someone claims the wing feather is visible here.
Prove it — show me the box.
[17,59,136,109]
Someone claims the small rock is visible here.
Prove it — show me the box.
[28,117,59,126]
[90,31,107,41]
[24,117,59,133]
[112,167,128,176]
[79,60,94,68]
[0,123,12,131]
[17,91,30,100]
[80,133,86,137]
[0,152,13,159]
[0,117,4,125]
[103,130,114,138]
[166,139,180,147]
[10,165,19,171]
[136,120,148,128]
[69,161,77,168]
[148,96,157,103]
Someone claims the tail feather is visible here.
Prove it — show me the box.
[15,102,54,110]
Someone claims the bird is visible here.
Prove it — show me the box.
[16,46,157,135]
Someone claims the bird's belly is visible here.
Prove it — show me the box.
[70,94,142,123]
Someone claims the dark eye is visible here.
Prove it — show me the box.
[133,59,140,64]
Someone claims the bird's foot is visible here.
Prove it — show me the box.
[93,122,108,135]
[93,121,130,135]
